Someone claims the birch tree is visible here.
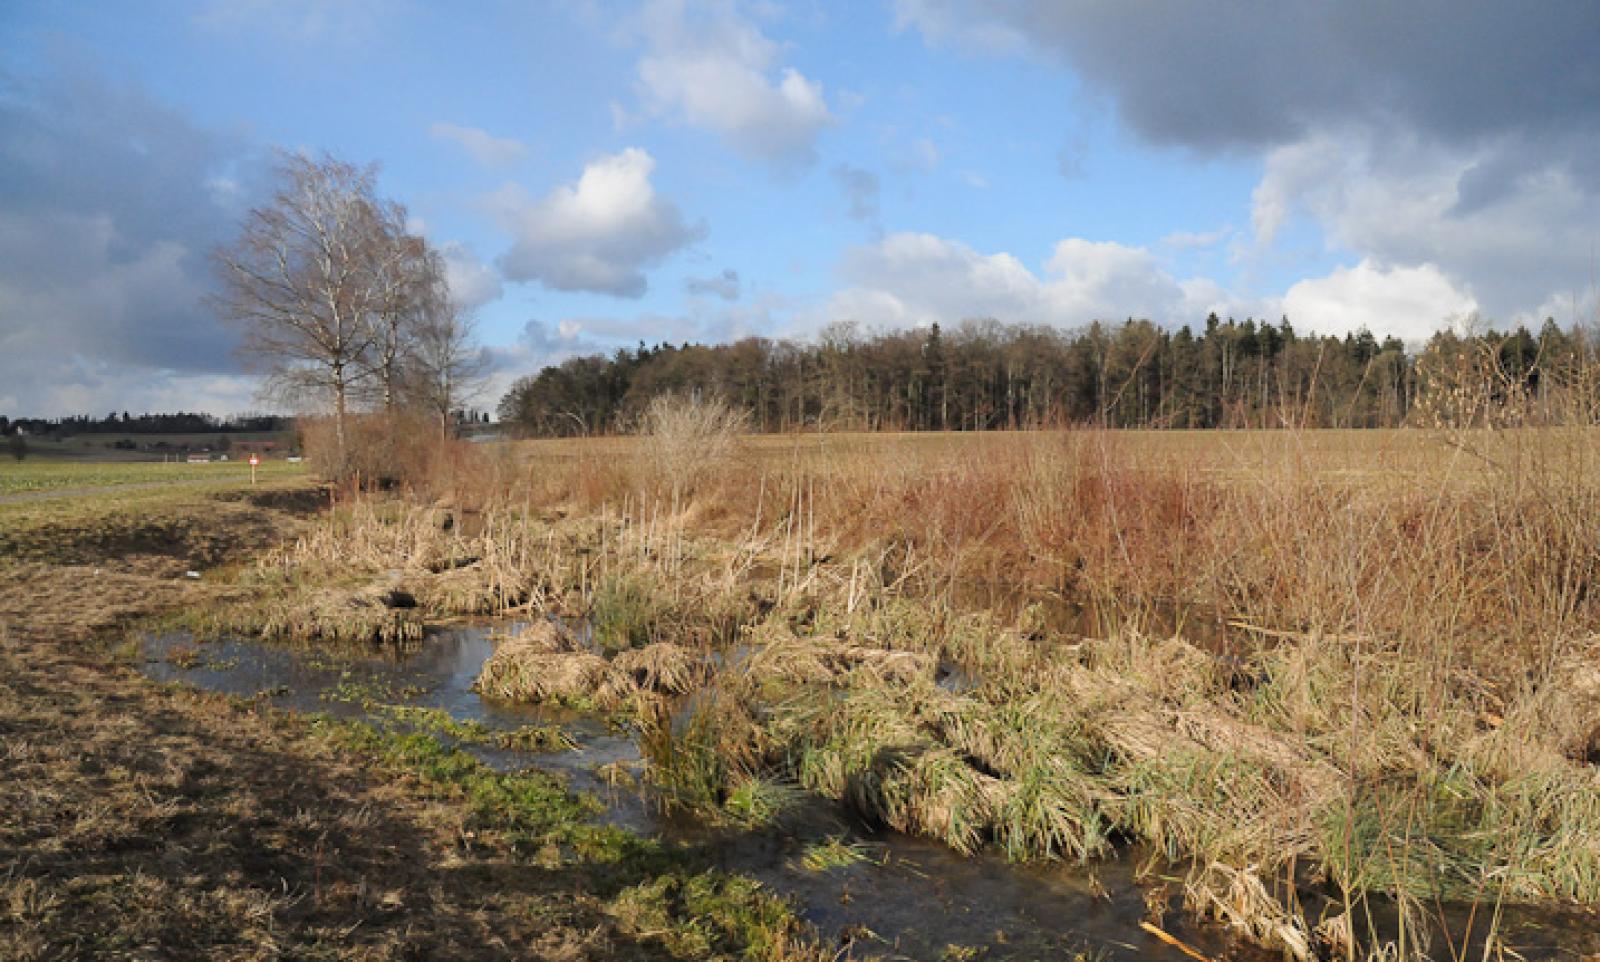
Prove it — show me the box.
[363,199,438,411]
[213,152,389,463]
[407,297,488,438]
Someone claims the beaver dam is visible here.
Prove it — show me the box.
[135,424,1600,961]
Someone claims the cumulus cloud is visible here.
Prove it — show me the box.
[897,1,1600,325]
[0,70,270,416]
[632,0,833,167]
[1251,128,1600,322]
[825,232,1247,332]
[686,268,741,301]
[1283,261,1478,344]
[493,147,704,298]
[825,232,1475,343]
[429,122,528,168]
[0,69,513,417]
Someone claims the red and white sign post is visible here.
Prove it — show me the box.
[248,454,260,484]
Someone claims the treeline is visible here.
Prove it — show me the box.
[500,315,1596,435]
[1,412,290,438]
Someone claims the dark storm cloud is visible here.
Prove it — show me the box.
[905,1,1600,153]
[0,69,265,395]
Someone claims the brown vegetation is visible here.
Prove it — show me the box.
[232,414,1600,959]
[19,375,1600,959]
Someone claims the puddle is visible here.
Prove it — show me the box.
[140,625,1600,960]
[143,625,649,825]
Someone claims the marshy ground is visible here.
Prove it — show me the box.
[7,427,1600,960]
[0,465,817,961]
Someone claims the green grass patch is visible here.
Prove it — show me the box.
[797,836,876,872]
[308,715,820,960]
[0,458,304,495]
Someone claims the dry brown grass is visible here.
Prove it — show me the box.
[136,413,1600,959]
[507,425,1600,669]
[476,422,1600,959]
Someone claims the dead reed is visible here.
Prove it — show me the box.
[222,411,1600,959]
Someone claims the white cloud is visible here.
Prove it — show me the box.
[893,2,1600,326]
[824,232,1252,332]
[1252,127,1600,323]
[824,232,1479,343]
[429,122,528,169]
[492,147,703,298]
[632,0,833,166]
[438,242,503,311]
[890,0,1027,55]
[0,355,265,418]
[1282,260,1478,345]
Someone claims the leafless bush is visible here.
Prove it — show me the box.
[299,410,507,503]
[636,394,749,500]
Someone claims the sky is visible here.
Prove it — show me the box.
[3,0,1599,417]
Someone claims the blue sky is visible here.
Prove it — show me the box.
[3,0,1598,416]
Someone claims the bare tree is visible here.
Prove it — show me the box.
[362,199,440,411]
[213,152,390,463]
[407,298,488,438]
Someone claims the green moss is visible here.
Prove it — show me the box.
[611,872,810,962]
[306,716,816,960]
[311,717,598,850]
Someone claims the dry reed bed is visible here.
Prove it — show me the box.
[215,421,1600,958]
[643,601,1600,959]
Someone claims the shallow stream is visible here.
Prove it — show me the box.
[140,625,1600,960]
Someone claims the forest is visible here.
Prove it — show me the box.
[1,412,290,438]
[498,314,1592,435]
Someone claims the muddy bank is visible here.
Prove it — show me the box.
[0,635,650,961]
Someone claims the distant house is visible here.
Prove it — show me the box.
[185,454,212,464]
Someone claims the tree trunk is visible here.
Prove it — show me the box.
[333,364,348,470]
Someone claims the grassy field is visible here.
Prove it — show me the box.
[0,457,305,496]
